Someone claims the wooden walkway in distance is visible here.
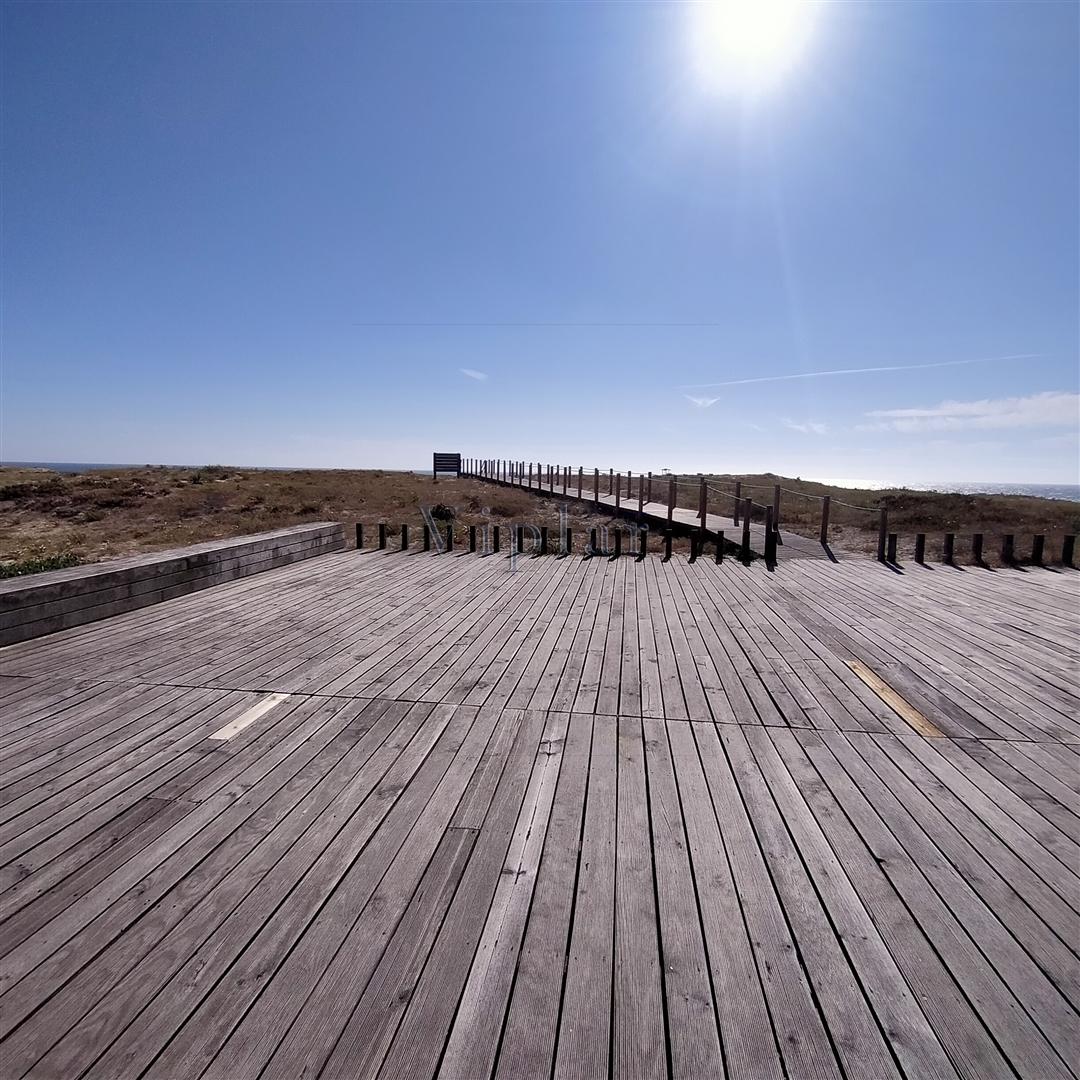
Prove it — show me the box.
[0,547,1078,1079]
[475,469,830,559]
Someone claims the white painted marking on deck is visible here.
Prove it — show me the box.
[209,692,290,741]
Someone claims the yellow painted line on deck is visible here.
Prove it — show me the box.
[844,660,945,738]
[209,692,290,741]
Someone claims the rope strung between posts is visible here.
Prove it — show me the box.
[832,499,879,513]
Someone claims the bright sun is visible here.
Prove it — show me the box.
[689,0,822,97]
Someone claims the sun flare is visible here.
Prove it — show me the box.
[689,0,822,96]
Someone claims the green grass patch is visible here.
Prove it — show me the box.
[0,552,82,579]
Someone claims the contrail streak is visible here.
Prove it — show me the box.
[677,353,1039,391]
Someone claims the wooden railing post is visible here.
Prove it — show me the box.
[733,481,742,525]
[914,533,926,564]
[355,523,363,550]
[819,495,831,545]
[615,474,622,512]
[765,507,777,565]
[667,476,675,524]
[638,475,645,516]
[877,508,888,562]
[773,485,781,532]
[741,498,752,559]
[715,530,724,564]
[1031,535,1045,565]
[1063,535,1076,568]
[563,466,568,496]
[594,468,600,506]
[578,466,583,499]
[608,468,614,496]
[698,475,707,530]
[647,471,653,504]
[943,533,955,565]
[886,532,897,564]
[401,524,409,550]
[378,523,387,549]
[972,533,984,565]
[1002,534,1015,563]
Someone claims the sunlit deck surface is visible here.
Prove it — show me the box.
[1,548,1077,1080]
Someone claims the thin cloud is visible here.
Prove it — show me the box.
[684,395,720,408]
[460,368,488,382]
[783,418,829,435]
[678,353,1038,390]
[859,390,1078,433]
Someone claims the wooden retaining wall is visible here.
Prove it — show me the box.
[0,522,344,646]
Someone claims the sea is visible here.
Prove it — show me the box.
[813,478,1080,502]
[3,462,1079,503]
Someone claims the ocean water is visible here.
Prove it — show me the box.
[814,478,1080,502]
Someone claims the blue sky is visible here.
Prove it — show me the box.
[3,1,1077,482]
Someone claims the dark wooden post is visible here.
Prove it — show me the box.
[663,530,672,561]
[562,467,568,496]
[942,533,955,565]
[615,474,621,511]
[378,523,387,550]
[914,533,926,564]
[541,526,549,555]
[667,476,675,524]
[593,468,600,506]
[647,471,653,504]
[972,533,984,565]
[355,523,363,550]
[773,485,781,533]
[638,475,645,516]
[577,466,583,499]
[446,523,454,552]
[819,495,830,545]
[401,524,409,550]
[565,527,572,553]
[423,524,431,551]
[741,498,752,559]
[515,525,524,553]
[715,530,724,564]
[733,481,742,525]
[764,507,777,565]
[698,475,707,531]
[1031,535,1045,565]
[689,533,698,562]
[627,471,632,501]
[886,532,897,563]
[469,524,477,553]
[613,530,622,558]
[608,468,614,496]
[493,525,500,553]
[639,528,647,559]
[1001,534,1015,563]
[877,509,888,562]
[1063,535,1076,568]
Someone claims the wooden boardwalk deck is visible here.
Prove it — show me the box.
[476,471,830,558]
[0,548,1077,1079]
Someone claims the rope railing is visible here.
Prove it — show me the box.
[832,498,878,513]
